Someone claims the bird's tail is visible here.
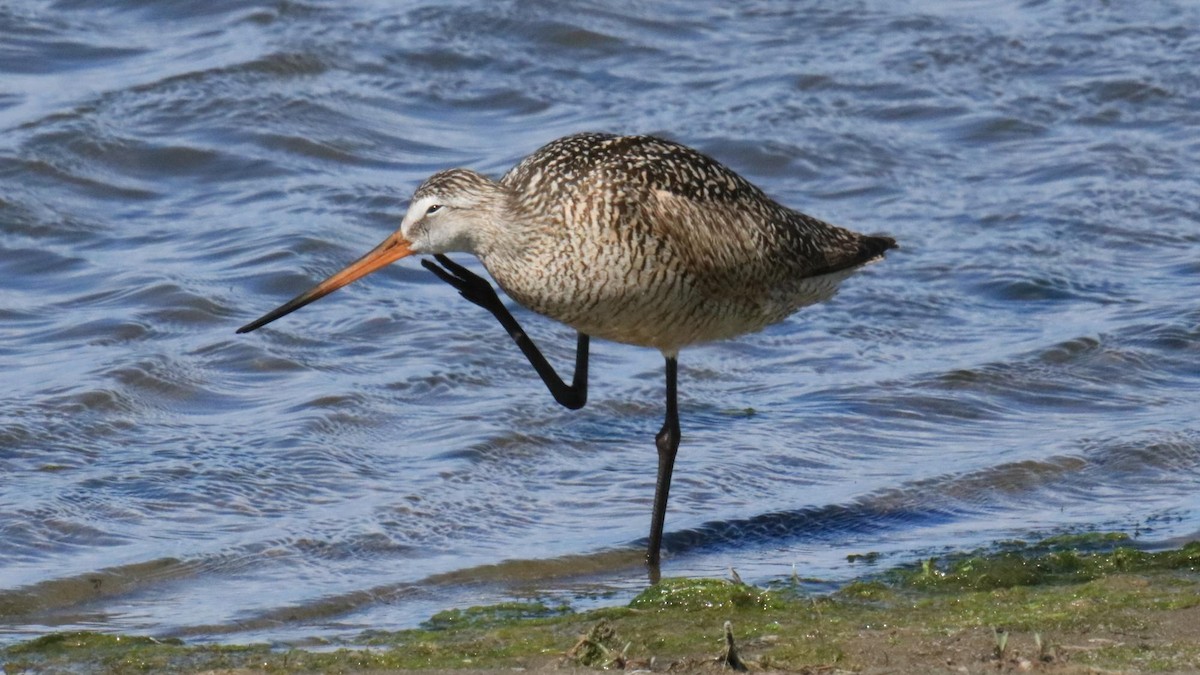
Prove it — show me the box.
[859,234,898,262]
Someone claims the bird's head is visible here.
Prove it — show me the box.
[236,168,507,334]
[400,168,510,256]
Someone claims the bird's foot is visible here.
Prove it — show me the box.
[422,254,502,312]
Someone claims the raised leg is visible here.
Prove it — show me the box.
[647,356,680,570]
[422,254,588,410]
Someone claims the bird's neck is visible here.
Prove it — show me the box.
[473,195,557,295]
[472,190,537,261]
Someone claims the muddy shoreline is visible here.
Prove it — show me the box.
[3,534,1198,673]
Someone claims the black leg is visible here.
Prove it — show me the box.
[422,255,588,410]
[647,355,680,571]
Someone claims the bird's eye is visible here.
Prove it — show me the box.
[425,204,443,216]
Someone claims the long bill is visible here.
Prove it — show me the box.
[237,233,413,334]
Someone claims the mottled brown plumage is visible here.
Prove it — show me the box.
[238,132,897,570]
[410,132,895,354]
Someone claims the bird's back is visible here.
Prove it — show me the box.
[487,133,895,352]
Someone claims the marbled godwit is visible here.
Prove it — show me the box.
[238,132,896,569]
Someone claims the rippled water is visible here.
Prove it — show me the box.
[2,0,1198,646]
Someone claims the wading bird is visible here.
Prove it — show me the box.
[238,132,896,569]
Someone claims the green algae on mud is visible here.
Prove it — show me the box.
[4,534,1199,674]
[419,601,572,630]
[889,538,1200,592]
[629,577,784,611]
